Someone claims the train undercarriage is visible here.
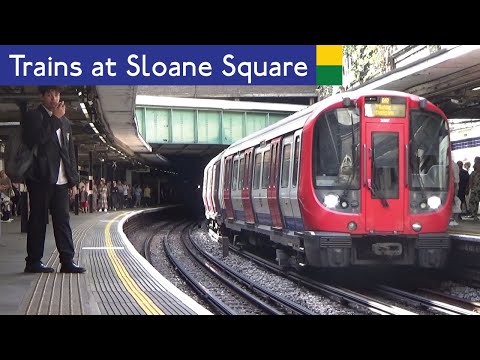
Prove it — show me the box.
[207,218,450,269]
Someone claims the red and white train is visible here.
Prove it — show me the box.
[202,90,452,269]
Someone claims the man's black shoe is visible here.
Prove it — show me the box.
[24,263,55,273]
[60,262,86,273]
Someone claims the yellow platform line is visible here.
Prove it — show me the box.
[104,213,164,315]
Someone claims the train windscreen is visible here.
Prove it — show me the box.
[313,108,360,189]
[409,109,450,191]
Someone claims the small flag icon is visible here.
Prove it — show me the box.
[316,45,343,86]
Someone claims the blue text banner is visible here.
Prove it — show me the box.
[0,45,343,86]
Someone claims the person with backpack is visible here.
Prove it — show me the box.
[21,86,85,273]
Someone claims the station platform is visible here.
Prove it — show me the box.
[448,217,480,243]
[0,207,212,315]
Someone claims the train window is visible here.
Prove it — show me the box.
[409,110,449,190]
[372,132,399,199]
[232,159,239,191]
[239,157,245,190]
[262,150,271,189]
[213,163,219,193]
[223,160,228,190]
[223,160,231,190]
[313,108,360,189]
[281,144,291,188]
[245,153,250,189]
[253,153,261,190]
[228,159,233,190]
[272,143,279,186]
[292,136,300,187]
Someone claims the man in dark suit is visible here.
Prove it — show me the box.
[22,86,86,273]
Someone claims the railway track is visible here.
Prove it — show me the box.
[164,223,314,315]
[206,230,480,315]
[124,215,480,315]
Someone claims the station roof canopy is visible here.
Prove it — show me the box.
[0,85,156,170]
[350,45,480,119]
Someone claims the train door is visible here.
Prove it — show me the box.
[279,135,295,229]
[241,147,255,224]
[251,146,271,226]
[218,156,227,219]
[365,123,405,232]
[212,161,221,216]
[290,130,304,230]
[268,137,284,229]
[223,155,234,219]
[202,166,208,216]
[231,153,245,221]
[206,166,213,216]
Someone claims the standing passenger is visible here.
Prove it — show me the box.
[457,161,469,215]
[80,185,88,213]
[110,180,118,211]
[134,185,142,207]
[98,179,108,212]
[450,160,460,226]
[22,86,86,273]
[466,161,480,220]
[117,180,124,209]
[0,170,13,199]
[143,184,151,207]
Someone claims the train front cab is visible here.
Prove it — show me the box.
[302,93,451,269]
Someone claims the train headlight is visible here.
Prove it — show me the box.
[324,194,339,209]
[340,198,349,209]
[412,222,422,232]
[427,196,441,209]
[347,221,357,231]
